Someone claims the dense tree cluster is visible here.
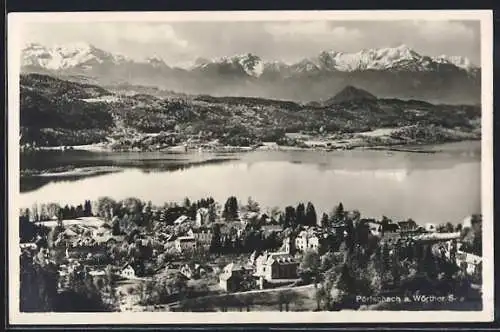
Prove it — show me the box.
[20,249,116,312]
[282,202,318,228]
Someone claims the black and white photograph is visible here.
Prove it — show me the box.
[8,10,493,324]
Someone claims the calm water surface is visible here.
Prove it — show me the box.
[20,141,481,224]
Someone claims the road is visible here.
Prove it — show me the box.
[165,283,316,308]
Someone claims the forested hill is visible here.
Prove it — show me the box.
[20,73,481,148]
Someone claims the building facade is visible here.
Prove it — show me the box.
[254,251,299,282]
[295,230,320,252]
[120,264,136,279]
[219,263,247,292]
[175,236,196,253]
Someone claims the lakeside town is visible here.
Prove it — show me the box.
[20,196,483,312]
[22,125,481,156]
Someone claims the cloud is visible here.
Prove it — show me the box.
[101,23,189,48]
[411,20,475,42]
[264,21,362,42]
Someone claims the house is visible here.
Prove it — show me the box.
[219,221,246,239]
[154,264,172,276]
[242,211,260,223]
[456,251,482,276]
[180,263,206,279]
[63,228,78,237]
[248,250,260,267]
[175,236,196,253]
[383,223,400,233]
[219,263,248,292]
[462,216,473,229]
[261,224,283,237]
[281,236,295,254]
[398,220,418,233]
[368,222,382,236]
[424,223,437,233]
[89,270,106,277]
[93,225,111,237]
[195,208,210,227]
[331,220,347,233]
[20,242,37,250]
[174,215,190,226]
[254,251,299,282]
[295,230,320,252]
[191,227,212,247]
[120,264,136,279]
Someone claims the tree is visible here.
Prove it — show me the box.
[296,203,306,225]
[305,202,317,227]
[222,196,239,221]
[20,215,39,243]
[315,285,329,311]
[300,251,322,288]
[333,202,345,222]
[48,224,65,248]
[96,197,117,221]
[278,214,285,226]
[349,210,361,224]
[246,196,260,213]
[111,216,121,235]
[75,204,84,218]
[20,251,58,312]
[83,200,92,217]
[344,219,355,252]
[279,290,298,312]
[354,219,370,247]
[39,204,48,221]
[320,213,329,228]
[240,273,257,291]
[208,203,218,224]
[210,223,223,253]
[46,203,60,220]
[283,206,296,228]
[268,206,281,221]
[31,203,39,222]
[380,216,392,236]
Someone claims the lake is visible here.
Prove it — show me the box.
[19,141,481,225]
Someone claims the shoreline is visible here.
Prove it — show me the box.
[20,139,480,177]
[25,138,480,154]
[21,166,123,178]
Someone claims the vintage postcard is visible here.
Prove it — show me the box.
[7,10,493,324]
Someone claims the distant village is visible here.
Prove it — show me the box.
[19,196,483,312]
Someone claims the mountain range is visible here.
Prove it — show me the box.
[21,42,481,105]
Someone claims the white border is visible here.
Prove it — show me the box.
[7,10,494,325]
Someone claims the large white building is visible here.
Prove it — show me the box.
[254,251,298,283]
[295,230,320,252]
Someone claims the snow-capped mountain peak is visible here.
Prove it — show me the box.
[23,42,101,70]
[21,42,478,78]
[191,53,264,77]
[22,42,133,70]
[53,41,95,53]
[432,55,476,71]
[236,53,263,77]
[314,45,427,72]
[144,55,167,67]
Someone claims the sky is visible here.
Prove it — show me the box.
[20,20,481,67]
